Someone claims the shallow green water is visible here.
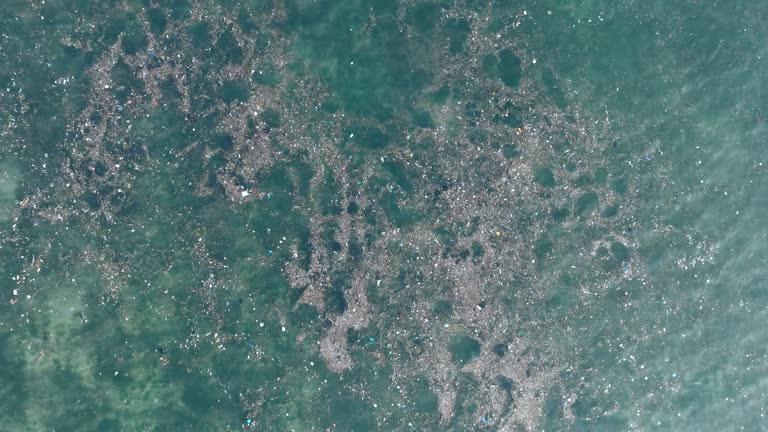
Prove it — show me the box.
[0,0,766,431]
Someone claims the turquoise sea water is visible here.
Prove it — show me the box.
[0,1,766,431]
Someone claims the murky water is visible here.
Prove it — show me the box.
[1,1,766,431]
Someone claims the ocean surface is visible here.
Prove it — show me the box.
[0,1,766,431]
